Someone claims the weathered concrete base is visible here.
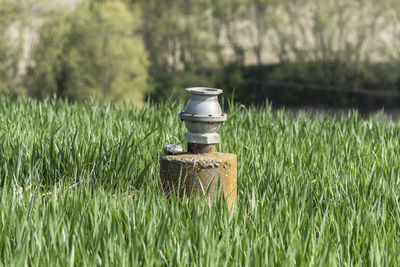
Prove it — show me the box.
[160,153,237,210]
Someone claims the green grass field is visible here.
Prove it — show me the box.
[1,97,400,266]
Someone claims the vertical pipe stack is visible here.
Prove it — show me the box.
[160,88,237,210]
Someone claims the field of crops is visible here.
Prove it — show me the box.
[1,97,400,265]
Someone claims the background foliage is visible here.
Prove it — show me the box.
[27,0,149,103]
[2,0,400,108]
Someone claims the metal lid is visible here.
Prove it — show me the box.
[186,87,223,96]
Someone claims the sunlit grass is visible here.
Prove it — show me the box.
[0,97,399,265]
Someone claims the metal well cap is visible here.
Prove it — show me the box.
[179,87,226,145]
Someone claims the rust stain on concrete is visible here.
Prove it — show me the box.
[160,153,237,210]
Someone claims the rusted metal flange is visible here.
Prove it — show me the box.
[187,143,216,154]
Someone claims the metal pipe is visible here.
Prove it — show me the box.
[159,87,237,210]
[179,88,226,148]
[188,143,216,154]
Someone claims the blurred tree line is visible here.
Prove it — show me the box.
[1,0,148,104]
[1,0,400,108]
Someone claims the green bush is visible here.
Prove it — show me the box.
[27,0,149,104]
